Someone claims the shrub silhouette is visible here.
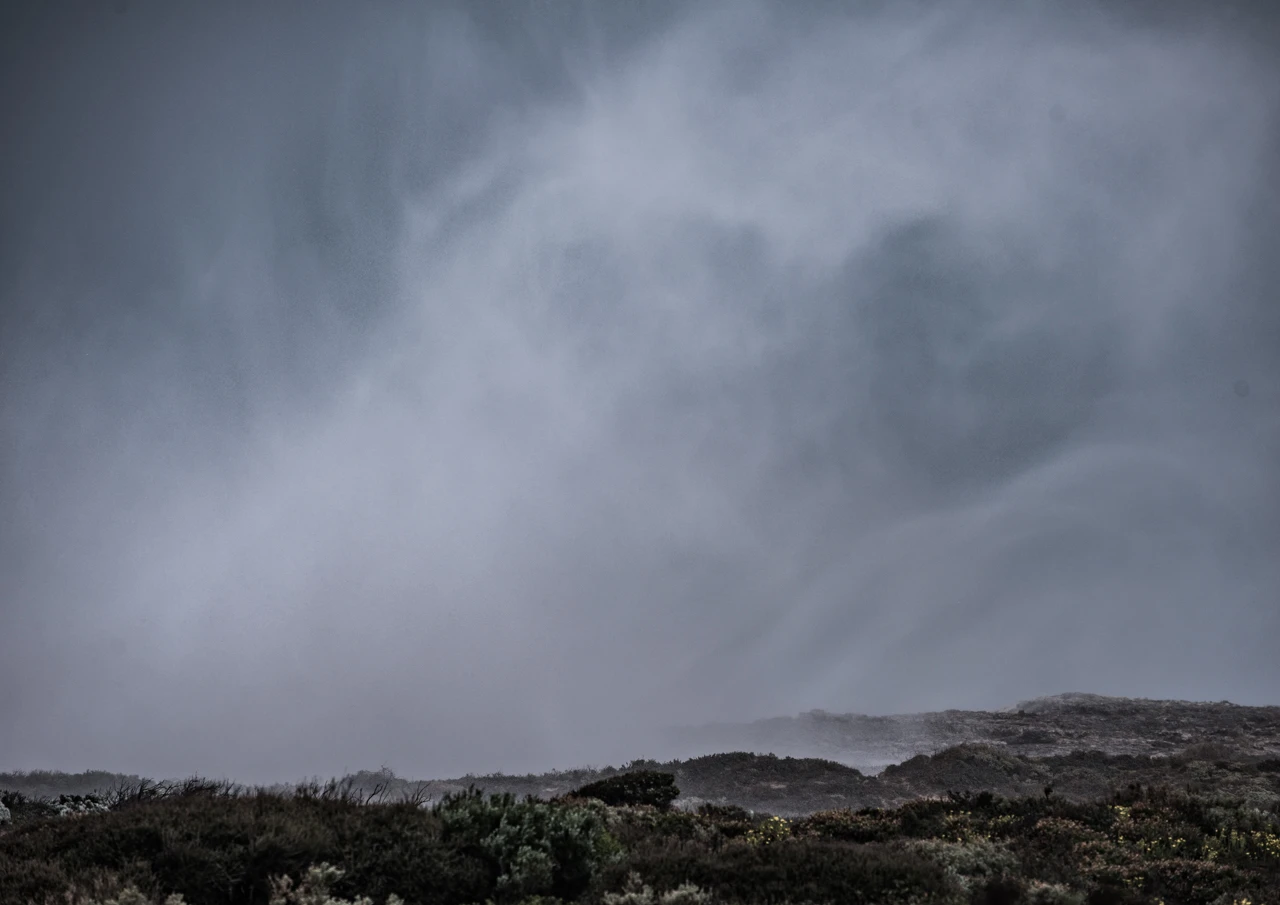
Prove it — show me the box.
[571,772,680,811]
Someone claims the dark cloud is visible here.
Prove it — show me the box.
[1,0,1277,787]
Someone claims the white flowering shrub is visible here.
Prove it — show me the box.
[56,792,112,818]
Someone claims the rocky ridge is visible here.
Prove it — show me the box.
[4,693,1278,820]
[334,693,1280,817]
[659,691,1280,773]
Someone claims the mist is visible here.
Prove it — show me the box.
[1,0,1277,789]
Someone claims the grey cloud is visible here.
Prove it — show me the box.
[1,0,1276,787]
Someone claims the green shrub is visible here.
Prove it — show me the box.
[742,816,792,847]
[693,803,751,822]
[600,870,712,905]
[268,862,401,905]
[793,808,899,843]
[6,768,1278,905]
[1138,857,1254,904]
[598,836,956,905]
[0,789,490,905]
[1022,880,1086,905]
[907,838,1021,894]
[69,860,455,905]
[434,786,621,903]
[606,806,718,851]
[61,883,185,905]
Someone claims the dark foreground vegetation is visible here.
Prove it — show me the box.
[2,759,1279,905]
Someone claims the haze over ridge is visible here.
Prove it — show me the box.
[0,0,1276,788]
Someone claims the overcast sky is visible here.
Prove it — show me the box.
[1,0,1277,788]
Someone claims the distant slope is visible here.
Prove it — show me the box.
[658,692,1280,773]
[5,693,1278,818]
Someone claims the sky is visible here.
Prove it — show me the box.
[1,0,1277,789]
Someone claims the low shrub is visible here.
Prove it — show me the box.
[596,836,957,905]
[792,807,899,843]
[571,773,680,812]
[600,870,712,905]
[5,765,1278,905]
[906,838,1021,894]
[434,786,622,903]
[693,803,751,822]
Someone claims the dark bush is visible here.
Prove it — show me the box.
[5,764,1279,905]
[1139,857,1254,904]
[596,836,957,905]
[695,802,752,821]
[0,788,494,905]
[970,875,1025,905]
[1083,886,1149,905]
[572,771,680,811]
[0,855,133,905]
[0,789,61,824]
[793,807,900,843]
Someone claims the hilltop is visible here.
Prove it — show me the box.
[5,693,1278,819]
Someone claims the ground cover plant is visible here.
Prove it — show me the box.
[2,762,1279,905]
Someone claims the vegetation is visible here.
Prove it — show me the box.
[2,760,1278,905]
[566,772,681,811]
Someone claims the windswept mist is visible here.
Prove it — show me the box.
[1,0,1277,788]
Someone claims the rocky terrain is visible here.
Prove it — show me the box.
[5,693,1279,821]
[325,693,1280,817]
[660,692,1280,771]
